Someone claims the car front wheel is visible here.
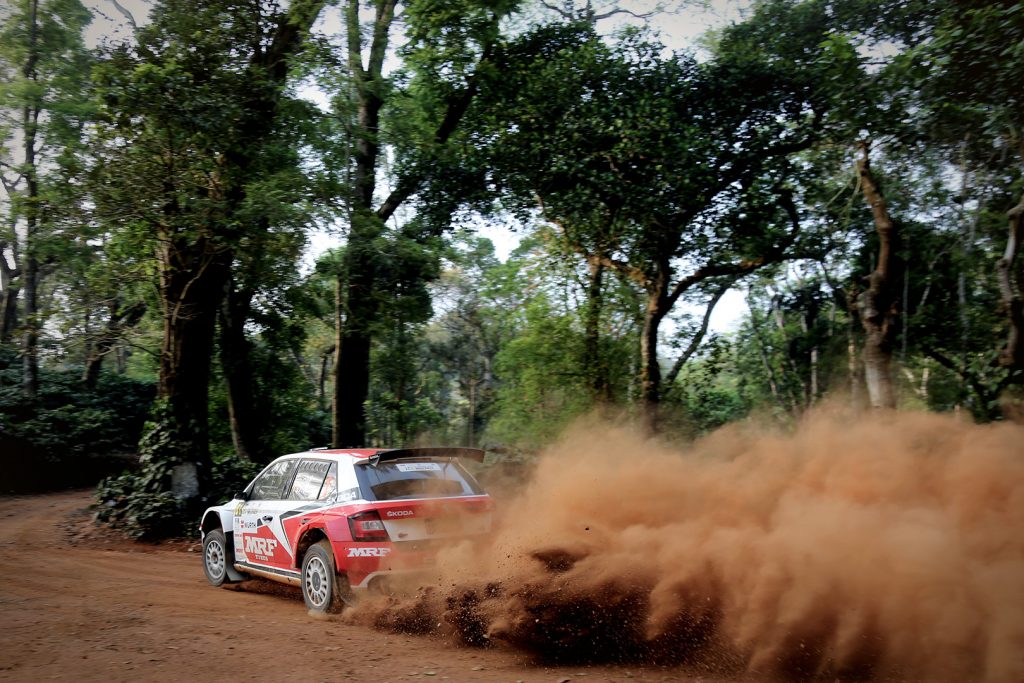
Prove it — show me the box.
[203,529,230,587]
[301,540,346,614]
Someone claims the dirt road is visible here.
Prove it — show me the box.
[0,492,713,683]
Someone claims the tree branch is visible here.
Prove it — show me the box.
[666,257,765,312]
[665,276,737,385]
[377,40,496,223]
[537,0,572,20]
[107,0,138,31]
[592,7,658,22]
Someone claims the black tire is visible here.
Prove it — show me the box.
[301,540,346,614]
[202,529,231,587]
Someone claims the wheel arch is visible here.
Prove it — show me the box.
[295,527,331,571]
[201,509,229,536]
[200,508,248,584]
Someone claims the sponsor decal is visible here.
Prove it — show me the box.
[347,547,391,558]
[336,487,360,502]
[244,535,279,561]
[396,462,441,472]
[385,509,414,518]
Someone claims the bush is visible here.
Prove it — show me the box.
[0,348,156,492]
[95,452,263,540]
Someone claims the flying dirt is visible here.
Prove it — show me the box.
[348,408,1024,682]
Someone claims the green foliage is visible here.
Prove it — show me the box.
[92,478,189,540]
[486,297,592,448]
[94,452,262,540]
[209,337,332,460]
[664,344,753,437]
[0,347,154,459]
[95,398,265,539]
[366,320,446,446]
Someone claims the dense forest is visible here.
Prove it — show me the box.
[0,0,1021,535]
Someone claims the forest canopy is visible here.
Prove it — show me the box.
[1,0,1021,534]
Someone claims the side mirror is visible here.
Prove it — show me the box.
[234,490,250,502]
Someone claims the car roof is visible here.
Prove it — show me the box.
[281,447,485,463]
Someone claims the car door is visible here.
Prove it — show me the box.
[276,459,336,549]
[233,458,300,572]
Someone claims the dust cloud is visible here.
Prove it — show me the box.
[348,409,1024,681]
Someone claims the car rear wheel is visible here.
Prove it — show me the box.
[203,529,230,587]
[302,540,345,614]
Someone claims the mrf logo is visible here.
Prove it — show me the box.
[244,536,279,559]
[347,547,391,557]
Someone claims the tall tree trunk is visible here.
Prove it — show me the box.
[855,143,899,409]
[331,272,343,441]
[639,267,669,431]
[332,0,396,447]
[219,280,260,462]
[150,233,231,500]
[22,251,38,399]
[335,323,372,446]
[583,255,610,401]
[957,163,982,406]
[997,193,1024,371]
[333,217,379,447]
[0,282,17,343]
[135,0,324,511]
[21,0,40,400]
[0,230,18,343]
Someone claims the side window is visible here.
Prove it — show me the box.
[287,460,333,501]
[249,459,298,501]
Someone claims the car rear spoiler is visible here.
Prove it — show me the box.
[357,447,485,467]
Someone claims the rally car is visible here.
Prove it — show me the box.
[200,447,493,613]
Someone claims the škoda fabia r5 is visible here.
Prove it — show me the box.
[199,447,492,613]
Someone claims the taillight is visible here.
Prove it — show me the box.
[349,510,390,542]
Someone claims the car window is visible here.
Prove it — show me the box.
[287,460,333,501]
[249,459,299,501]
[355,459,483,501]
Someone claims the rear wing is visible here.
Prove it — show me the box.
[357,447,485,467]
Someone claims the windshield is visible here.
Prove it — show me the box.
[354,459,484,501]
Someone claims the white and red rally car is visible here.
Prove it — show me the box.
[200,447,492,613]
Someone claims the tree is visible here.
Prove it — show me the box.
[916,0,1024,378]
[324,0,518,447]
[0,0,93,397]
[92,0,324,502]
[855,142,899,408]
[462,25,828,427]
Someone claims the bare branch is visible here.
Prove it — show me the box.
[538,0,573,20]
[108,0,138,31]
[592,7,658,21]
[667,256,765,311]
[665,276,738,385]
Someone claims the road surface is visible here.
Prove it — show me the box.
[0,491,718,683]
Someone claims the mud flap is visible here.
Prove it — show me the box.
[223,531,249,582]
